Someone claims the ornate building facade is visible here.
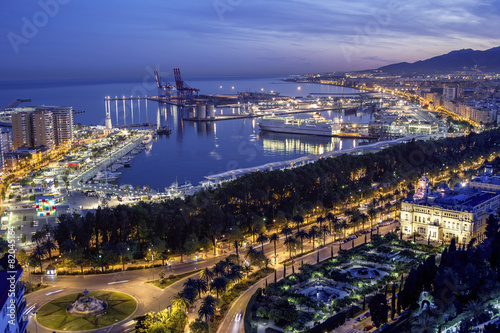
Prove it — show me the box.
[400,174,499,244]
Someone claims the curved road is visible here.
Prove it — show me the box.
[218,222,398,333]
[25,220,397,333]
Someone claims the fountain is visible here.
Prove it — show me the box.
[348,267,382,279]
[67,289,107,316]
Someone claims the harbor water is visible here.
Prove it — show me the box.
[0,76,370,190]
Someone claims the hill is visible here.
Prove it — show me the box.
[377,46,500,74]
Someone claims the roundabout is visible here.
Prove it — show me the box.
[36,290,137,331]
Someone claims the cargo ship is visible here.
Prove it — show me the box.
[258,113,341,137]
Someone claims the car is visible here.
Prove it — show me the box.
[364,324,373,331]
[235,311,242,321]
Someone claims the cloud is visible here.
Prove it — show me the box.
[0,0,498,79]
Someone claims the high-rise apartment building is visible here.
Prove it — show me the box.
[32,110,55,148]
[10,106,73,150]
[0,130,12,172]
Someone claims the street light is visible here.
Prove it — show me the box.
[152,296,161,312]
[149,248,154,282]
[34,311,38,333]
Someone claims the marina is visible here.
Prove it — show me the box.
[0,76,445,195]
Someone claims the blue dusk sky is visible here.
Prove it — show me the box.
[0,0,498,80]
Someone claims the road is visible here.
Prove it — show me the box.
[218,222,398,333]
[25,254,223,333]
[24,217,398,333]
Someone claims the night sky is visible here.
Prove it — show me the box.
[0,0,498,80]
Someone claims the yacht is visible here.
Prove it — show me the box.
[94,171,121,181]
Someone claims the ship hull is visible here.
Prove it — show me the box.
[258,124,334,137]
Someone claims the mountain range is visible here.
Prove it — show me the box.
[377,46,500,74]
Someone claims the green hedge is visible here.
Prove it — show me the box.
[244,288,262,333]
[305,306,361,333]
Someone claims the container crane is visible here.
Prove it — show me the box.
[173,68,200,102]
[154,70,174,97]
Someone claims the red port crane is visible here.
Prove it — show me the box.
[173,68,199,101]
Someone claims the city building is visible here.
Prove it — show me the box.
[400,174,500,244]
[0,129,12,172]
[32,110,55,148]
[11,106,73,150]
[468,164,500,192]
[11,112,31,150]
[0,257,28,333]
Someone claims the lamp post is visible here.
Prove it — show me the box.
[149,248,154,282]
[34,311,38,333]
[27,261,32,292]
[152,296,160,312]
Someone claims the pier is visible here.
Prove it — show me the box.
[115,123,156,129]
[69,132,147,189]
[182,106,360,122]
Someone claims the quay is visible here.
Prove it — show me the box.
[182,106,349,122]
[203,134,446,183]
[115,123,156,129]
[69,132,147,189]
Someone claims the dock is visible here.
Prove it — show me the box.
[182,106,358,122]
[115,123,156,129]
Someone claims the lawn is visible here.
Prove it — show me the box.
[36,290,137,331]
[145,269,202,289]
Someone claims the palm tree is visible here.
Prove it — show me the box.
[368,207,377,228]
[233,240,241,258]
[115,242,128,271]
[198,295,217,333]
[184,278,198,289]
[292,214,304,232]
[173,293,191,313]
[326,212,336,234]
[245,246,258,259]
[308,226,320,250]
[281,225,293,240]
[195,278,208,298]
[229,265,244,283]
[210,276,228,299]
[284,236,296,258]
[359,213,368,232]
[31,245,46,273]
[200,267,214,284]
[411,315,437,333]
[269,233,279,263]
[256,233,268,254]
[43,238,57,264]
[31,230,46,245]
[59,239,76,254]
[295,230,308,254]
[316,215,325,230]
[213,261,228,277]
[464,299,485,326]
[320,224,329,246]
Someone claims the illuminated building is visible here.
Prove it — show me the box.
[400,174,500,244]
[35,196,57,217]
[11,106,73,150]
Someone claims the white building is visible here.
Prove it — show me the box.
[400,174,500,244]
